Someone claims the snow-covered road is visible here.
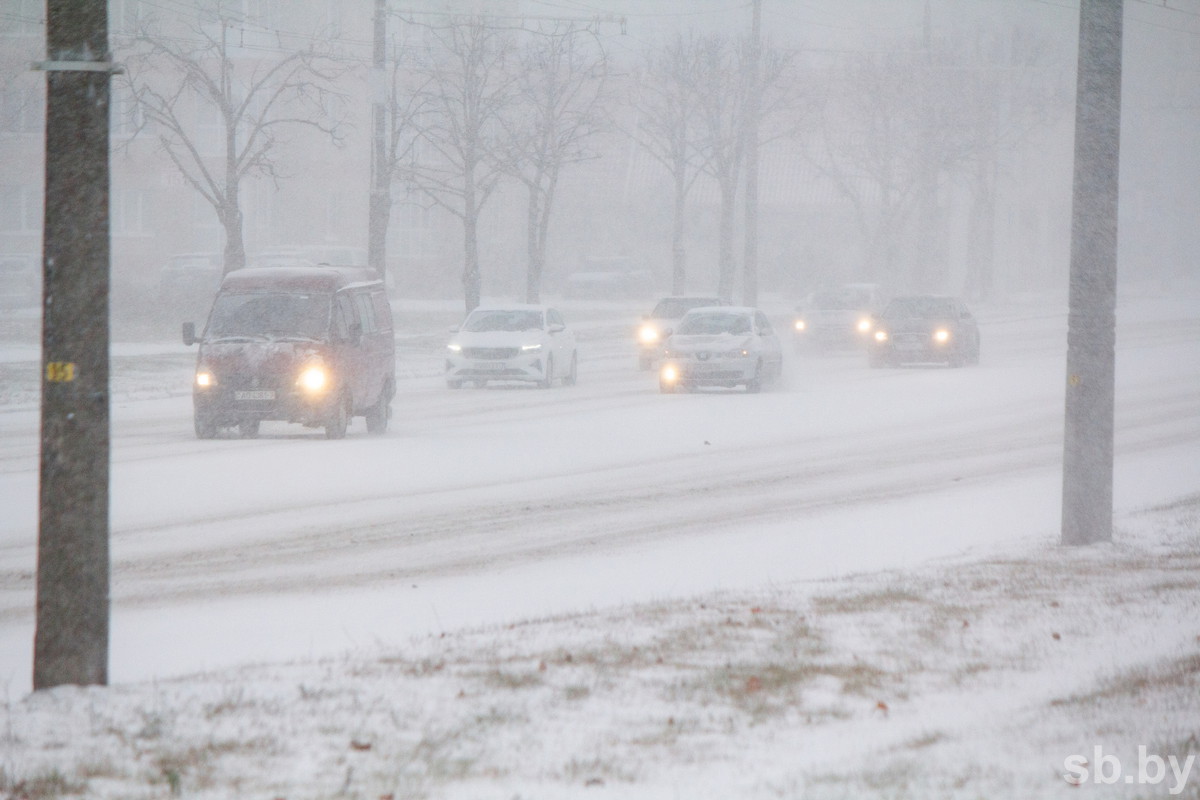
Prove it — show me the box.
[0,291,1197,692]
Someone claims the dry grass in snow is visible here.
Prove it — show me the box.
[2,495,1199,800]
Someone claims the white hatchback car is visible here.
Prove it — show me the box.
[659,306,783,393]
[446,305,578,389]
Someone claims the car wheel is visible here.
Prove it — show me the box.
[563,353,578,386]
[365,381,392,434]
[539,355,555,389]
[746,359,764,393]
[325,393,350,440]
[238,419,260,439]
[194,413,217,440]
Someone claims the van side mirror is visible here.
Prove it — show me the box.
[182,322,196,346]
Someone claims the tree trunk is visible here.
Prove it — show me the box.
[671,161,688,295]
[525,184,543,303]
[717,177,737,302]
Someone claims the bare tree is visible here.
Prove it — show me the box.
[628,32,705,296]
[507,23,608,304]
[691,34,746,302]
[122,2,346,274]
[393,16,516,313]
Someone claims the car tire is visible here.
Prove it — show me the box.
[563,353,578,386]
[365,381,392,435]
[325,393,350,440]
[238,419,260,439]
[539,355,554,389]
[194,413,217,440]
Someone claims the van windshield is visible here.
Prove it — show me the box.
[205,292,331,341]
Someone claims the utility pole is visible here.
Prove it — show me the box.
[1062,0,1123,546]
[742,0,762,307]
[32,0,114,689]
[368,0,390,283]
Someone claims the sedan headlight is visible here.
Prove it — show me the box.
[874,330,889,342]
[446,342,462,353]
[521,343,543,352]
[639,325,660,344]
[195,369,216,388]
[298,364,329,393]
[934,328,951,344]
[857,318,873,333]
[661,363,679,383]
[794,319,807,332]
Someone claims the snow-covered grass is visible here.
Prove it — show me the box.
[3,495,1197,800]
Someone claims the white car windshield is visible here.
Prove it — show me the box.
[677,312,752,336]
[463,310,544,332]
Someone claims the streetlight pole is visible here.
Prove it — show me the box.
[1062,0,1123,546]
[32,0,115,689]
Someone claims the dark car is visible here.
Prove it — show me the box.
[183,266,395,439]
[637,295,726,370]
[867,295,980,368]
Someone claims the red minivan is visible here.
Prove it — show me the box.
[182,266,395,439]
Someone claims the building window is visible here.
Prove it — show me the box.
[112,188,148,236]
[0,184,38,233]
[0,85,42,133]
[0,0,42,37]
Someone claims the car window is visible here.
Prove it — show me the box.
[463,309,544,332]
[677,312,752,336]
[206,292,331,341]
[353,292,377,335]
[755,311,774,335]
[371,291,393,332]
[883,297,956,319]
[337,294,358,337]
[547,308,565,327]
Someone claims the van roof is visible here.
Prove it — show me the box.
[219,266,381,293]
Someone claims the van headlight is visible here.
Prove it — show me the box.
[638,324,660,344]
[195,368,216,388]
[298,364,329,393]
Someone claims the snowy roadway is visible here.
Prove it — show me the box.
[0,290,1197,694]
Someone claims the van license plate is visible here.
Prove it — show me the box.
[235,390,276,401]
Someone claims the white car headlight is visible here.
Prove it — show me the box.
[447,342,462,353]
[521,343,543,352]
[794,319,807,332]
[298,364,329,393]
[874,330,889,342]
[857,318,872,333]
[934,328,951,344]
[195,368,216,388]
[639,325,660,344]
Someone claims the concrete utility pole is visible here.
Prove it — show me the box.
[368,0,390,283]
[1061,0,1123,546]
[33,0,114,688]
[742,0,762,307]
